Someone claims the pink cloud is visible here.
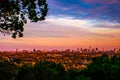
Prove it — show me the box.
[83,0,119,4]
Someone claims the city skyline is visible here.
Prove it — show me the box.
[0,0,120,50]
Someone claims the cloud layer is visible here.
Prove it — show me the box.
[0,0,120,50]
[0,16,120,50]
[47,0,120,22]
[22,16,120,38]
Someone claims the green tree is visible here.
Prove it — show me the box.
[0,60,17,80]
[33,61,70,80]
[68,69,91,80]
[82,54,120,80]
[74,76,91,80]
[0,0,48,38]
[15,65,34,80]
[15,61,70,80]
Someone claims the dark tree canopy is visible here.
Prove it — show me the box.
[81,54,120,80]
[0,0,48,38]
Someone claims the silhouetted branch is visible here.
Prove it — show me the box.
[0,0,48,38]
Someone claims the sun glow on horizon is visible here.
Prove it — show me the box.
[0,15,120,51]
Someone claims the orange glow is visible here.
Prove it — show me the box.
[0,17,120,50]
[0,36,120,50]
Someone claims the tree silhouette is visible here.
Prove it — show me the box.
[82,54,120,80]
[15,61,70,80]
[0,60,17,80]
[0,0,48,38]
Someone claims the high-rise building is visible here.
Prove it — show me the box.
[103,48,106,53]
[43,49,47,53]
[119,48,120,53]
[89,45,92,53]
[83,48,87,53]
[114,48,119,53]
[33,49,36,52]
[16,48,18,52]
[80,48,83,53]
[77,48,80,52]
[95,48,98,53]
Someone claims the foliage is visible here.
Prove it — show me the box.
[68,69,91,80]
[0,55,120,80]
[33,61,70,80]
[0,60,17,80]
[74,76,91,80]
[0,0,48,38]
[82,54,120,80]
[15,65,34,80]
[15,61,70,80]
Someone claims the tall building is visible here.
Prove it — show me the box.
[114,48,119,53]
[89,45,92,53]
[83,48,87,53]
[119,48,120,53]
[80,48,83,53]
[95,48,98,53]
[33,49,36,52]
[43,49,47,53]
[103,48,106,53]
[77,48,80,52]
[16,48,18,52]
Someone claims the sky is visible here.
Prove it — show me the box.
[0,0,120,51]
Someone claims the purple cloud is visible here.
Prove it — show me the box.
[47,0,120,22]
[83,0,119,4]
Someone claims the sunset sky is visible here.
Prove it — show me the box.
[0,0,120,51]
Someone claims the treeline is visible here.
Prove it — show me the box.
[0,54,120,80]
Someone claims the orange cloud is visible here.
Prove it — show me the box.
[0,16,120,50]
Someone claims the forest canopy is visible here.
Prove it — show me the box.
[0,0,48,38]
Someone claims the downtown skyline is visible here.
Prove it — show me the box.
[0,0,120,51]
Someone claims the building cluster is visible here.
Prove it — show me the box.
[0,47,120,70]
[13,46,120,54]
[30,46,120,54]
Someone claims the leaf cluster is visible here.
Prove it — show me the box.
[82,54,120,80]
[0,0,48,38]
[1,54,120,80]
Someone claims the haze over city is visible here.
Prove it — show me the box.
[0,0,120,51]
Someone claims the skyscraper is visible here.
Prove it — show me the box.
[89,45,92,53]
